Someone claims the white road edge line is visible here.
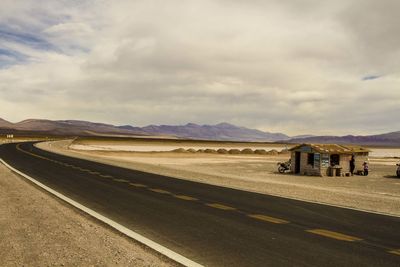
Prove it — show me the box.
[0,158,203,267]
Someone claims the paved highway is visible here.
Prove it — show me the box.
[1,142,399,266]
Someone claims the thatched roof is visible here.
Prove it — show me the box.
[289,143,370,154]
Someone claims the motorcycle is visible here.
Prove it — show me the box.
[277,159,291,173]
[397,163,400,178]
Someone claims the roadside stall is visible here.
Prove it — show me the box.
[289,144,370,176]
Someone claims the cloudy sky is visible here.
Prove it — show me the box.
[0,0,399,135]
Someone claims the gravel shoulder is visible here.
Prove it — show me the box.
[37,140,400,217]
[0,160,175,267]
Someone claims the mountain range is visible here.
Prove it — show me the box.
[1,118,399,146]
[121,122,290,141]
[0,118,289,141]
[287,131,400,147]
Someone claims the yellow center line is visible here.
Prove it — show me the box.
[99,174,113,178]
[389,249,400,256]
[174,195,198,201]
[247,214,289,224]
[71,166,82,170]
[16,145,137,188]
[206,203,236,211]
[129,183,147,188]
[113,178,129,183]
[306,229,362,242]
[149,188,171,194]
[16,144,48,160]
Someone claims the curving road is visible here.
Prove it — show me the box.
[1,142,399,266]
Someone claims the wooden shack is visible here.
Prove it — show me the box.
[289,144,370,176]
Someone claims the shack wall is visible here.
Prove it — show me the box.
[300,152,321,176]
[290,152,296,173]
[354,153,369,173]
[340,154,352,173]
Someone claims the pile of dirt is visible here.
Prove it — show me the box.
[170,147,277,155]
[217,148,229,154]
[171,148,187,153]
[254,149,267,155]
[241,148,254,154]
[228,149,241,154]
[268,149,279,155]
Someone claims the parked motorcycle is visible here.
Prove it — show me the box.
[277,159,291,173]
[397,163,400,178]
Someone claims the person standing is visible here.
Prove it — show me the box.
[349,155,355,175]
[363,161,369,176]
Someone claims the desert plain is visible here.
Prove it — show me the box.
[2,137,400,266]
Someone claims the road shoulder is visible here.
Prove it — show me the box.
[0,162,175,266]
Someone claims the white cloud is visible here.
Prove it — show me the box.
[0,0,399,135]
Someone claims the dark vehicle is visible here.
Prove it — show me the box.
[397,163,400,178]
[277,159,291,173]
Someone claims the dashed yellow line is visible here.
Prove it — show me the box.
[174,195,198,201]
[149,188,171,194]
[129,183,147,188]
[248,214,289,224]
[99,174,113,179]
[16,144,48,160]
[389,249,400,256]
[113,178,129,183]
[206,203,236,211]
[306,229,362,242]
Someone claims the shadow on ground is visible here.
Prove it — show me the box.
[384,175,400,179]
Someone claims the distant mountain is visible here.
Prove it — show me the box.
[287,131,400,147]
[0,118,289,141]
[137,122,290,141]
[291,134,315,139]
[0,118,147,137]
[0,118,13,128]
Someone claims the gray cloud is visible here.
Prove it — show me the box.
[0,0,399,135]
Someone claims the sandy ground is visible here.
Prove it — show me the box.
[37,140,400,217]
[0,162,175,267]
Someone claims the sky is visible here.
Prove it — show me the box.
[0,0,399,136]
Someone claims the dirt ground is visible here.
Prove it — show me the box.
[37,140,400,217]
[0,162,175,267]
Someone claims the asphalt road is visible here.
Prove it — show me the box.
[1,142,399,267]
